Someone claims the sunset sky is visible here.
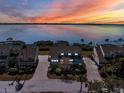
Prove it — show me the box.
[0,0,124,24]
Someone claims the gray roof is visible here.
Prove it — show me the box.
[49,45,82,59]
[0,44,11,56]
[101,44,124,57]
[18,45,37,62]
[0,42,38,63]
[95,44,124,64]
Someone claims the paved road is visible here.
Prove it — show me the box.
[20,80,87,93]
[0,56,88,93]
[83,57,102,82]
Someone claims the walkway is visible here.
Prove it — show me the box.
[83,57,102,82]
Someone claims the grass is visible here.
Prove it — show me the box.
[82,51,92,57]
[0,74,33,81]
[39,51,49,55]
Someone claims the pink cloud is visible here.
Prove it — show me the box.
[29,0,124,23]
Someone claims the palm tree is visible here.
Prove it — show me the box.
[79,74,87,93]
[80,38,84,44]
[105,38,110,44]
[78,65,87,93]
[88,41,93,46]
[113,40,118,45]
[79,75,83,93]
[118,38,123,45]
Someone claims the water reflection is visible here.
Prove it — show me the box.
[0,25,123,43]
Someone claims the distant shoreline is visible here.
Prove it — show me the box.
[0,23,124,26]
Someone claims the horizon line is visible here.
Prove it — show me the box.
[0,23,124,25]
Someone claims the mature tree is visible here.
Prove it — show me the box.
[6,37,13,41]
[105,38,110,44]
[88,81,105,93]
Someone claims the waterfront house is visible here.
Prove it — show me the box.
[48,44,83,71]
[92,44,124,66]
[0,44,11,72]
[18,45,39,71]
[0,40,38,74]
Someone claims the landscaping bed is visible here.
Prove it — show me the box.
[47,64,87,81]
[47,73,87,82]
[99,58,124,89]
[0,74,33,81]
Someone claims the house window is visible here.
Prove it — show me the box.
[68,53,71,56]
[51,59,58,62]
[61,53,64,56]
[75,53,78,56]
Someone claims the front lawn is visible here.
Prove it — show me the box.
[82,51,92,57]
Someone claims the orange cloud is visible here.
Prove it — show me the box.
[28,0,123,23]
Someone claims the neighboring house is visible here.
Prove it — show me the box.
[0,44,11,72]
[54,40,69,46]
[48,45,83,71]
[0,40,38,73]
[18,45,39,70]
[93,44,124,66]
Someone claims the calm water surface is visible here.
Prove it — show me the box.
[0,25,124,44]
